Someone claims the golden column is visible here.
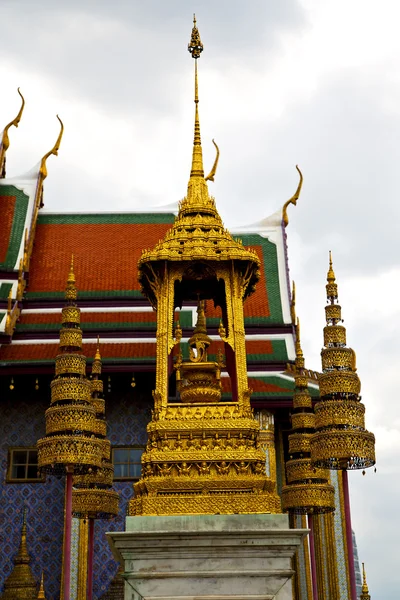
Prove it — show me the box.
[282,319,336,600]
[310,254,375,600]
[1,508,38,600]
[129,16,281,517]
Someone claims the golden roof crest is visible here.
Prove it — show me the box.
[0,88,25,178]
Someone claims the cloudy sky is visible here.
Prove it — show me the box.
[2,0,399,596]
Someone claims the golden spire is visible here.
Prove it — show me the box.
[1,507,38,600]
[0,88,25,178]
[65,254,77,301]
[294,317,304,370]
[39,115,64,180]
[282,165,303,227]
[360,563,371,599]
[37,572,46,599]
[188,15,204,179]
[92,336,102,375]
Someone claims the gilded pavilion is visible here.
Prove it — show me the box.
[0,18,375,600]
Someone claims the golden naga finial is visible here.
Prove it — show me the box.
[39,115,64,180]
[205,139,220,182]
[360,563,371,599]
[282,165,303,227]
[65,255,77,301]
[37,572,46,599]
[0,88,25,178]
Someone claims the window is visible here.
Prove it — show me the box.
[112,447,144,480]
[7,448,44,483]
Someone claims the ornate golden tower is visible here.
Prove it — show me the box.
[310,254,375,470]
[1,509,38,600]
[72,341,120,518]
[37,258,103,474]
[129,16,281,516]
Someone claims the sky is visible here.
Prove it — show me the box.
[1,0,399,597]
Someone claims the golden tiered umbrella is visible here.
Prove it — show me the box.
[37,258,103,600]
[310,254,375,600]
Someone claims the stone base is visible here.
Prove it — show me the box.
[107,514,307,600]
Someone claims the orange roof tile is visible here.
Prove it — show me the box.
[0,195,16,263]
[28,222,172,294]
[0,342,157,362]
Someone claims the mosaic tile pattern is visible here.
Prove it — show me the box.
[0,392,64,599]
[93,388,152,598]
[331,470,349,600]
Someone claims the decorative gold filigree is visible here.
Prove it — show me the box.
[50,377,92,403]
[311,430,375,470]
[314,399,365,429]
[318,371,361,397]
[44,404,96,435]
[291,413,315,430]
[321,347,355,370]
[323,325,346,346]
[55,354,87,376]
[59,328,82,349]
[285,458,329,484]
[37,435,103,470]
[281,483,335,514]
[72,489,119,519]
[62,305,80,324]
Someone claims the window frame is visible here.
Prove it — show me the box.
[6,447,45,483]
[111,445,144,481]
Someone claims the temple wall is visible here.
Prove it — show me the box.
[0,391,64,599]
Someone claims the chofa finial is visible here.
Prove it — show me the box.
[0,88,25,178]
[39,115,64,179]
[282,165,303,227]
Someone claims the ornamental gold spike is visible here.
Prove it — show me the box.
[281,318,335,515]
[37,572,46,599]
[310,254,375,470]
[360,563,371,600]
[0,88,25,178]
[1,508,38,600]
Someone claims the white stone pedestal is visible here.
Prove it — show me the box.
[107,514,307,600]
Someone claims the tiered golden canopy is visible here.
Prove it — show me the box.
[37,258,103,474]
[311,254,375,470]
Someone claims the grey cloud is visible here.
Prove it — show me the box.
[1,0,305,116]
